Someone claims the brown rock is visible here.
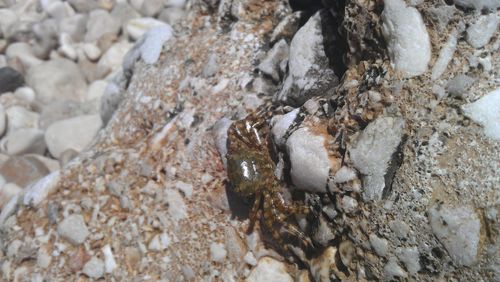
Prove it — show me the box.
[0,156,50,187]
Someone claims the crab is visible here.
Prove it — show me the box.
[226,110,314,252]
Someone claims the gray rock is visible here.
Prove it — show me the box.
[82,256,105,278]
[286,127,331,193]
[428,204,481,266]
[0,104,5,137]
[39,100,95,130]
[202,53,218,78]
[67,0,98,13]
[59,14,87,42]
[57,214,89,245]
[45,114,103,159]
[158,7,186,26]
[85,9,121,43]
[446,74,475,98]
[258,39,289,82]
[275,11,339,106]
[31,19,59,60]
[0,67,24,94]
[26,59,88,104]
[0,8,18,38]
[100,82,123,125]
[0,156,49,187]
[140,0,164,17]
[466,14,499,49]
[349,116,405,202]
[111,2,140,30]
[369,234,389,257]
[0,128,46,155]
[46,1,75,21]
[5,42,42,71]
[252,77,277,96]
[453,0,500,10]
[427,5,455,31]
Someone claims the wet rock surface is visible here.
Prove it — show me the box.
[0,0,498,281]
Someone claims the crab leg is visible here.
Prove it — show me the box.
[247,192,262,233]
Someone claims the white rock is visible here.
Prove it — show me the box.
[384,257,408,279]
[5,106,39,133]
[213,117,232,167]
[175,181,193,199]
[126,17,168,41]
[396,247,421,275]
[140,25,173,64]
[428,204,481,266]
[461,88,500,139]
[466,14,499,49]
[57,214,90,245]
[14,87,36,103]
[148,233,170,251]
[210,242,227,262]
[258,39,289,81]
[85,9,121,43]
[349,116,405,202]
[431,30,458,80]
[23,171,60,207]
[58,33,78,61]
[0,183,21,209]
[83,43,102,61]
[381,0,431,77]
[271,108,299,147]
[0,128,45,156]
[0,104,6,137]
[45,115,103,159]
[369,234,389,257]
[102,244,117,273]
[26,58,88,104]
[340,196,358,214]
[333,166,357,183]
[244,252,257,266]
[165,188,187,222]
[286,127,330,193]
[82,257,105,279]
[87,80,108,101]
[276,11,338,105]
[98,41,133,71]
[247,257,293,282]
[5,42,42,71]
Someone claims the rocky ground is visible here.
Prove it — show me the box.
[0,0,499,281]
